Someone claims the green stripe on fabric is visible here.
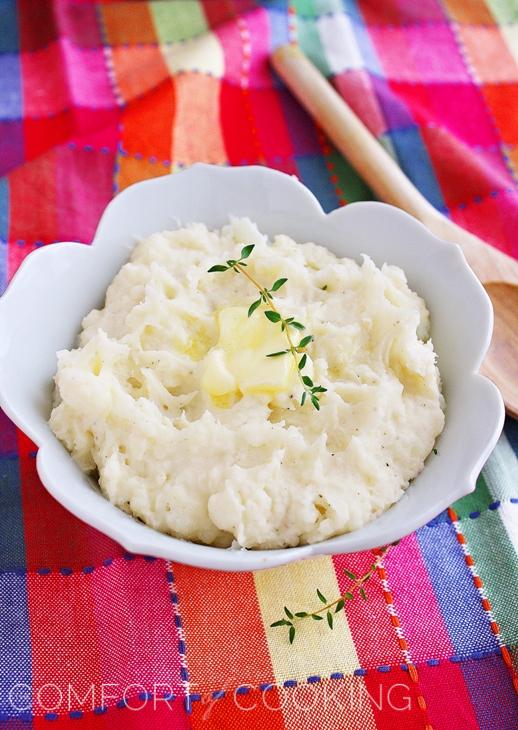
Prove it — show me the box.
[294,0,318,16]
[485,0,518,23]
[294,0,343,16]
[150,0,207,44]
[296,17,331,76]
[315,0,344,13]
[462,510,518,645]
[453,474,492,518]
[326,148,374,202]
[481,432,518,501]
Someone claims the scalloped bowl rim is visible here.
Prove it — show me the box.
[0,164,505,571]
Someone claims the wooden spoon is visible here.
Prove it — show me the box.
[272,44,518,418]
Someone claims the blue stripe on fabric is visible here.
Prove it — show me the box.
[0,574,32,717]
[416,522,499,655]
[0,0,18,53]
[267,7,289,49]
[351,17,381,75]
[296,155,339,212]
[388,126,447,213]
[340,0,363,23]
[0,457,26,571]
[461,652,518,730]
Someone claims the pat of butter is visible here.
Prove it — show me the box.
[201,307,297,399]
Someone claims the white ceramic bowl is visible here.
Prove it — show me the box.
[0,164,504,571]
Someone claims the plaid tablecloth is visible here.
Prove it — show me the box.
[1,1,518,728]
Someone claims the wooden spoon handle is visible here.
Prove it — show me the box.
[271,44,437,223]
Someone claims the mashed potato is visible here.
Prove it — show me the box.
[50,219,444,549]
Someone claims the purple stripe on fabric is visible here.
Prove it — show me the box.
[416,523,499,655]
[370,74,414,129]
[0,121,24,178]
[278,88,321,156]
[0,409,17,458]
[0,55,22,119]
[0,574,31,716]
[462,653,518,730]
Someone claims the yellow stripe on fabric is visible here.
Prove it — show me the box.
[254,556,360,684]
[150,0,208,44]
[171,73,227,166]
[160,32,224,78]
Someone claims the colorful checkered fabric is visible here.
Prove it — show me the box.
[1,1,518,728]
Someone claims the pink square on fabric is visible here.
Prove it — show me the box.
[384,533,454,663]
[21,44,70,117]
[91,559,184,696]
[335,70,387,137]
[215,19,243,87]
[60,40,117,108]
[216,7,271,89]
[243,6,272,89]
[370,24,471,82]
[390,81,499,147]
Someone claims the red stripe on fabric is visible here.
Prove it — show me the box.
[8,150,57,244]
[121,79,175,160]
[21,43,70,117]
[17,0,57,52]
[31,699,190,728]
[363,668,425,730]
[172,564,275,692]
[420,124,511,206]
[247,88,295,162]
[27,571,104,715]
[201,0,238,27]
[451,194,518,259]
[55,145,115,242]
[220,82,262,164]
[190,685,286,730]
[18,441,124,570]
[333,553,403,667]
[23,112,74,161]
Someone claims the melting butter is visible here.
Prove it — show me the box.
[201,306,297,401]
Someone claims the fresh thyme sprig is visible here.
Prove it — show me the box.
[270,544,395,644]
[208,244,327,409]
